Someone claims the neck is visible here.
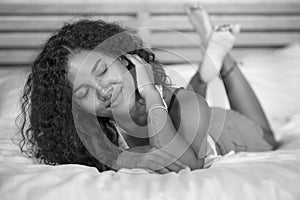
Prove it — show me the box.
[113,99,148,138]
[114,99,149,147]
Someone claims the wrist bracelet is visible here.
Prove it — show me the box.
[147,104,168,115]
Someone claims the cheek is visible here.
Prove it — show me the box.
[76,98,95,114]
[120,72,136,106]
[75,95,101,115]
[119,68,136,94]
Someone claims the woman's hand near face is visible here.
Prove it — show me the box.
[112,146,188,174]
[125,54,157,100]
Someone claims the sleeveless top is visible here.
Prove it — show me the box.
[116,85,220,168]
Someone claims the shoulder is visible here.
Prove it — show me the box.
[162,86,209,113]
[175,88,210,113]
[164,86,211,125]
[168,88,211,159]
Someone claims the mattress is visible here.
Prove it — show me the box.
[0,43,300,200]
[0,113,300,200]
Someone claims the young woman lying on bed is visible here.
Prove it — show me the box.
[18,5,277,173]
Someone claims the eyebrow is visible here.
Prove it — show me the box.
[91,58,102,75]
[73,57,101,95]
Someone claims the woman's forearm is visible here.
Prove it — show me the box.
[145,90,204,170]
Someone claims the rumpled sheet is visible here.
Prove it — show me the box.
[0,114,300,200]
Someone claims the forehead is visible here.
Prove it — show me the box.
[68,50,101,73]
[68,50,107,82]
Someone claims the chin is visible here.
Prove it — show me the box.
[111,97,135,118]
[94,105,112,118]
[95,111,111,118]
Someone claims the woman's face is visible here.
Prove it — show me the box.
[68,50,136,118]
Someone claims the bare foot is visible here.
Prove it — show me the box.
[185,4,213,47]
[200,24,240,83]
[207,24,240,62]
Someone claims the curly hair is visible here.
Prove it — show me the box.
[18,19,170,172]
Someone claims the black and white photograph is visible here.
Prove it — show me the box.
[0,0,300,199]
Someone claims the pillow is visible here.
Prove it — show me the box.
[240,43,300,130]
[0,67,30,139]
[0,67,32,163]
[164,43,300,130]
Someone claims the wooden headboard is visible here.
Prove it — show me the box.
[0,2,300,66]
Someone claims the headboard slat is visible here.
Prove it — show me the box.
[149,32,300,48]
[149,15,300,31]
[0,16,137,31]
[0,47,280,66]
[1,3,299,15]
[154,47,276,64]
[0,2,299,66]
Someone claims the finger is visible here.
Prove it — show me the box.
[125,54,145,66]
[140,160,170,173]
[169,157,188,169]
[184,3,192,15]
[128,54,155,79]
[231,23,241,36]
[145,155,185,173]
[157,167,171,174]
[184,3,197,16]
[165,163,183,173]
[150,148,189,169]
[185,4,212,40]
[151,159,182,173]
[132,54,145,63]
[184,3,204,13]
[126,54,153,71]
[142,168,156,174]
[214,23,240,36]
[148,154,182,172]
[124,54,140,67]
[215,24,231,32]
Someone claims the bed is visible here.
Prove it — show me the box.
[1,2,300,200]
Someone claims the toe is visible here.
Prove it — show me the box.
[231,24,241,36]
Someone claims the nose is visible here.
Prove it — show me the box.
[96,84,113,101]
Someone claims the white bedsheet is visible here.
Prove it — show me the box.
[1,114,300,200]
[1,44,300,200]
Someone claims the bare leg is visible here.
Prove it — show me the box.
[187,64,207,98]
[220,54,277,147]
[185,4,212,97]
[185,4,277,148]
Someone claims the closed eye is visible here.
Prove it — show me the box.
[96,66,108,78]
[102,67,108,75]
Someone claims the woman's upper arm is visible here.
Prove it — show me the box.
[175,89,211,159]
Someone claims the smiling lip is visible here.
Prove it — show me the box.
[109,86,122,108]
